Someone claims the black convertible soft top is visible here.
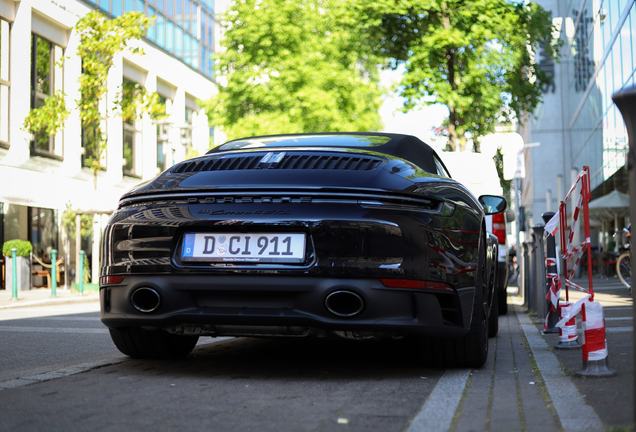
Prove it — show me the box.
[208,132,439,174]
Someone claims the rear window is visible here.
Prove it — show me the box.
[213,135,392,152]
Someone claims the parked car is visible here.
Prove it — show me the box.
[439,152,513,314]
[100,133,506,367]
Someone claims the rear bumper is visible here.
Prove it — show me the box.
[100,274,476,338]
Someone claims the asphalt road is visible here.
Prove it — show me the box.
[0,304,444,431]
[0,282,632,431]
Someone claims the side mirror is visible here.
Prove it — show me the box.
[478,195,507,215]
[506,208,516,222]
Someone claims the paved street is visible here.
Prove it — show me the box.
[0,279,633,431]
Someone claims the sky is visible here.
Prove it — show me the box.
[379,68,448,150]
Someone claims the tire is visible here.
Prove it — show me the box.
[488,282,499,338]
[488,253,499,337]
[616,252,632,294]
[418,233,489,368]
[461,248,489,367]
[109,327,199,359]
[498,285,508,315]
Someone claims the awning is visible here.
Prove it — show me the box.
[588,190,630,221]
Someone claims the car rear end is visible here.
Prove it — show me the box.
[100,149,483,341]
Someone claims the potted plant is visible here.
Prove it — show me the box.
[3,239,33,291]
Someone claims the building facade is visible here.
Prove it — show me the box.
[520,0,634,251]
[0,0,219,288]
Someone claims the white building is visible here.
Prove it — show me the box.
[519,0,633,252]
[0,0,220,288]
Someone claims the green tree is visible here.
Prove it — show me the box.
[24,11,164,188]
[360,0,560,151]
[204,0,384,140]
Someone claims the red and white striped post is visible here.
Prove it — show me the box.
[555,300,580,349]
[549,166,615,376]
[576,301,616,377]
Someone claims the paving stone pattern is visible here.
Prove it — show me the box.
[453,313,560,432]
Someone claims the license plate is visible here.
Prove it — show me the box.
[181,233,306,263]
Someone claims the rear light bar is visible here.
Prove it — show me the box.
[100,275,125,285]
[380,279,454,292]
[492,212,506,244]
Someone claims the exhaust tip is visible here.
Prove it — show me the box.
[325,290,364,317]
[130,287,161,313]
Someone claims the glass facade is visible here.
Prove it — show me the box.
[567,0,636,190]
[83,0,216,78]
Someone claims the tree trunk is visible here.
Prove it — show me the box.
[448,106,458,152]
[442,3,461,152]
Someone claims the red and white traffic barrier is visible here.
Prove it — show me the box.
[555,300,579,349]
[577,301,615,377]
[547,167,615,376]
[543,257,560,333]
[581,301,607,361]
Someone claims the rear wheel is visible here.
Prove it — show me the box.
[488,284,499,338]
[498,285,508,315]
[109,327,199,359]
[419,233,489,368]
[488,256,500,337]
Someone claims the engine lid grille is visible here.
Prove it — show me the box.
[171,152,382,174]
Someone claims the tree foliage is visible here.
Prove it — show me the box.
[359,0,560,151]
[205,0,384,140]
[23,11,163,187]
[23,91,70,137]
[75,11,154,184]
[61,204,93,240]
[116,80,166,124]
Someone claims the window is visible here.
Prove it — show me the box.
[123,117,137,175]
[122,79,143,177]
[147,7,156,42]
[82,118,107,170]
[30,34,63,158]
[156,95,171,172]
[433,156,450,177]
[183,106,194,157]
[28,207,58,259]
[156,13,166,48]
[81,61,108,171]
[0,19,9,148]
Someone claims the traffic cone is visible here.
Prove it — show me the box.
[575,301,616,378]
[554,301,580,350]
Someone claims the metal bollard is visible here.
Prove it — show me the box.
[522,242,531,308]
[79,250,85,296]
[542,213,559,333]
[533,225,547,319]
[10,248,18,301]
[527,235,537,314]
[51,249,57,298]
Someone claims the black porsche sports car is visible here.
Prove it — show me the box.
[100,133,506,367]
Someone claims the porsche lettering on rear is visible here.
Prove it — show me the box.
[197,209,291,215]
